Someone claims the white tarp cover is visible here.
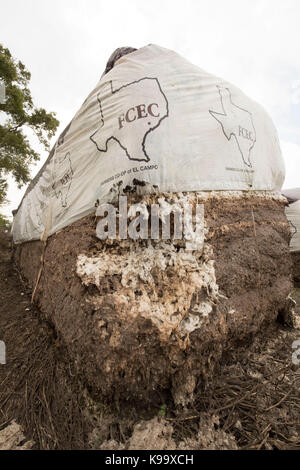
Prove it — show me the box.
[12,44,285,243]
[286,200,300,252]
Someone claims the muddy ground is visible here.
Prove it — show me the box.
[0,228,299,450]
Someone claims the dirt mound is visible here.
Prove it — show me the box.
[0,228,10,253]
[13,192,293,406]
[98,416,237,450]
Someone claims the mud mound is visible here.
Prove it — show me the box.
[292,252,300,287]
[90,323,300,450]
[186,324,300,450]
[0,421,33,450]
[13,192,293,407]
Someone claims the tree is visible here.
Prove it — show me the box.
[0,44,59,206]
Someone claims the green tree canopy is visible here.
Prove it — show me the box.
[0,44,59,206]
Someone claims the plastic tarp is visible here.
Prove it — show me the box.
[12,44,285,244]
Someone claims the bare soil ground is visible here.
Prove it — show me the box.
[0,228,299,450]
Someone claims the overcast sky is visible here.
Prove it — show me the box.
[1,0,300,216]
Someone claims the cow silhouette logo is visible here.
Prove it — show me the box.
[52,151,73,208]
[90,78,169,162]
[209,86,256,167]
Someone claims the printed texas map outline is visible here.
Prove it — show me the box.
[209,86,256,167]
[90,77,169,162]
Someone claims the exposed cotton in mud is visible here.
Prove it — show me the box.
[76,241,219,343]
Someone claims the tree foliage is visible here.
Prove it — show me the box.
[0,213,10,229]
[0,44,59,205]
